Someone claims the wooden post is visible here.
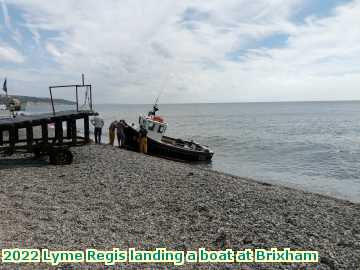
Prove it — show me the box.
[41,122,48,145]
[71,119,77,143]
[9,126,15,152]
[49,87,56,115]
[76,86,79,112]
[14,127,19,142]
[84,115,90,143]
[55,120,63,143]
[67,120,72,139]
[26,125,33,148]
[89,85,93,111]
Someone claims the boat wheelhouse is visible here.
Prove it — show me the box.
[139,114,167,142]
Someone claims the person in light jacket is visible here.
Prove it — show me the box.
[91,114,104,144]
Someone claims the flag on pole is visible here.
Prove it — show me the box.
[2,78,7,93]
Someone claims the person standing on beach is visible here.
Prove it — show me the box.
[91,114,104,144]
[116,120,126,148]
[108,120,118,146]
[138,125,148,154]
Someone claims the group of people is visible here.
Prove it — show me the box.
[108,119,127,148]
[90,114,148,153]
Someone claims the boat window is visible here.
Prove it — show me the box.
[148,122,155,131]
[158,125,165,133]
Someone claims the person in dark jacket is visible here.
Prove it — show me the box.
[116,120,126,148]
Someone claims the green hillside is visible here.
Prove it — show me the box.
[0,95,76,105]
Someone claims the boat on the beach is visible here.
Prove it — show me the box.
[124,105,214,162]
[0,104,11,119]
[0,96,27,119]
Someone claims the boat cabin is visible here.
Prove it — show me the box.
[139,115,168,142]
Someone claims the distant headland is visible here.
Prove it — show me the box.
[0,95,76,105]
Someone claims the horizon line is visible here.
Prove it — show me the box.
[93,99,360,105]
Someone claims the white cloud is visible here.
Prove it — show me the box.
[236,0,360,82]
[2,0,360,102]
[0,44,24,63]
[1,0,11,28]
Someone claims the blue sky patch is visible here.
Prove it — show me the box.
[0,3,62,69]
[178,7,211,31]
[226,33,289,62]
[1,4,34,51]
[181,7,210,22]
[256,33,289,49]
[292,0,352,24]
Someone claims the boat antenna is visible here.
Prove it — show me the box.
[148,71,174,116]
[149,84,165,116]
[154,87,164,106]
[150,72,174,115]
[149,93,161,116]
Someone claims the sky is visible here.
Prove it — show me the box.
[0,0,360,104]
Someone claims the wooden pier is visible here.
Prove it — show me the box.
[0,110,96,164]
[0,76,97,165]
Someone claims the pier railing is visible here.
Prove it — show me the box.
[49,79,93,115]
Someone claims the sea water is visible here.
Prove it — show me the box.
[27,101,360,203]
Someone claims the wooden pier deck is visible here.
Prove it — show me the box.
[0,110,97,164]
[0,110,93,126]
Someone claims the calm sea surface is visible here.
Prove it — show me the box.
[28,101,360,203]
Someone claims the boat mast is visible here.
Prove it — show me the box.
[149,72,173,116]
[149,89,163,116]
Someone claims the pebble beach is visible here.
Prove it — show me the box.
[0,144,359,269]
